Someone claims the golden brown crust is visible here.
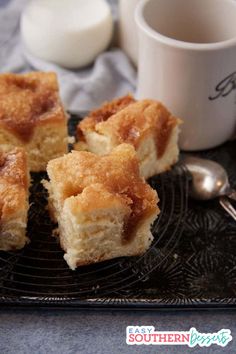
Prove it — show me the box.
[0,72,66,142]
[67,183,132,214]
[96,100,180,158]
[0,148,29,223]
[77,98,181,159]
[77,94,135,140]
[47,144,159,241]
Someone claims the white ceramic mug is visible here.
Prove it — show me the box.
[135,0,236,150]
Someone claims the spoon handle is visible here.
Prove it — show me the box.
[219,196,236,221]
[227,189,236,202]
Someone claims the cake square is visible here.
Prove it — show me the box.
[0,148,30,251]
[76,95,181,179]
[44,144,159,270]
[0,72,68,172]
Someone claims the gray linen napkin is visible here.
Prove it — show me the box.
[0,0,137,111]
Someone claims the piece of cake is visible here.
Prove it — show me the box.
[44,144,159,270]
[0,72,68,172]
[0,148,30,251]
[75,95,181,179]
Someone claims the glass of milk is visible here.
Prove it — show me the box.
[21,0,113,69]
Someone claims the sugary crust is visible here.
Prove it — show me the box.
[0,72,67,142]
[47,144,159,240]
[66,183,132,215]
[0,148,29,223]
[77,96,181,159]
[96,100,181,157]
[77,94,135,140]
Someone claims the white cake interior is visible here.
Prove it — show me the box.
[81,125,180,179]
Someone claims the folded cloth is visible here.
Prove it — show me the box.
[0,0,136,111]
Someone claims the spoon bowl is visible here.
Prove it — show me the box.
[181,156,231,200]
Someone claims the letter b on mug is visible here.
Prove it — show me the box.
[135,0,236,150]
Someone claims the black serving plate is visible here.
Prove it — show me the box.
[0,114,236,309]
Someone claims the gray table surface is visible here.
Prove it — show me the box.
[0,308,235,353]
[0,0,236,353]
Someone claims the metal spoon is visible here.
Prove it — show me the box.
[180,156,236,221]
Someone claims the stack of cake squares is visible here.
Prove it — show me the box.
[0,73,180,270]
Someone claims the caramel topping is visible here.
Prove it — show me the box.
[0,72,62,142]
[155,113,178,158]
[122,192,154,242]
[77,94,135,139]
[48,144,159,242]
[78,97,180,159]
[96,99,180,158]
[0,148,28,188]
[0,148,29,224]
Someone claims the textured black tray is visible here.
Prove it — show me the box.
[0,114,236,309]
